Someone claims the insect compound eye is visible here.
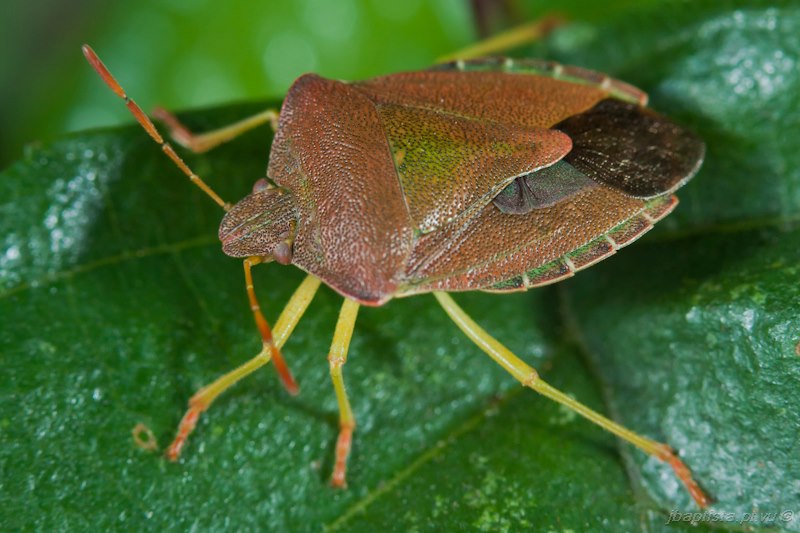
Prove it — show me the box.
[272,241,293,265]
[252,178,272,193]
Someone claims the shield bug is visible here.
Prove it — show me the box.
[82,47,709,507]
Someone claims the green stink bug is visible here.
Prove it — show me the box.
[83,44,708,507]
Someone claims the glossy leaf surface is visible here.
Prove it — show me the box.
[2,1,799,530]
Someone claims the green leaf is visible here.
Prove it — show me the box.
[2,1,798,530]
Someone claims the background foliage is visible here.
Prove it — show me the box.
[2,0,799,531]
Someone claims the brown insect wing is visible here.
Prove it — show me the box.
[556,99,705,198]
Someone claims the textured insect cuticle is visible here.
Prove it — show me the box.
[79,44,707,506]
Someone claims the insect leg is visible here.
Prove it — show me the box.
[437,14,564,62]
[165,273,321,461]
[152,107,279,154]
[433,292,711,509]
[243,257,298,394]
[328,298,360,488]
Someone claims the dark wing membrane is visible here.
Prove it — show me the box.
[493,161,599,214]
[555,98,705,198]
[492,99,703,213]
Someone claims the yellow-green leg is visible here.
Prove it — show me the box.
[328,298,360,488]
[153,107,279,153]
[433,292,710,508]
[165,274,321,461]
[243,257,298,394]
[438,14,565,62]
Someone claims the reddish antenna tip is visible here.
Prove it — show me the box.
[82,44,127,100]
[82,44,101,71]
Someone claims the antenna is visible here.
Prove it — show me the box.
[82,45,230,211]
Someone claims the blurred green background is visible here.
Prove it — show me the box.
[1,0,662,168]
